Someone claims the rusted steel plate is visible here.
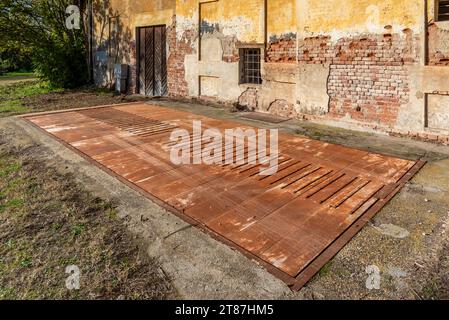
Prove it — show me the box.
[24,103,424,290]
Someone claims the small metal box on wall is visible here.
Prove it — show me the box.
[114,64,129,94]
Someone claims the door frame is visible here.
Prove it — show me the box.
[136,24,167,96]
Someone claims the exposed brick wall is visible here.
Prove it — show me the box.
[266,35,296,63]
[221,35,239,63]
[238,87,258,110]
[391,130,449,145]
[167,16,196,97]
[298,32,419,127]
[128,40,137,94]
[327,64,410,126]
[268,99,298,118]
[428,23,449,66]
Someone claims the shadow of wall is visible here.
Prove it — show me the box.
[92,0,133,92]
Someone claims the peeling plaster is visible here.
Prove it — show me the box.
[94,0,449,140]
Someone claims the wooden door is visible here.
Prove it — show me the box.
[138,26,167,96]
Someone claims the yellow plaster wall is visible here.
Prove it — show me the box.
[100,0,429,40]
[298,0,424,35]
[184,0,265,43]
[178,0,426,40]
[100,0,175,36]
[267,0,297,37]
[176,0,198,19]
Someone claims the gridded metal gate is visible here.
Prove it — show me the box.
[138,26,167,97]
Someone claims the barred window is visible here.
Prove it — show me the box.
[239,48,262,85]
[438,0,449,21]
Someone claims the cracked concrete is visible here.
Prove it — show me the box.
[373,224,411,239]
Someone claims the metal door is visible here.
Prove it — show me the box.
[138,26,167,96]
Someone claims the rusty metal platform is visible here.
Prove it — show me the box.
[24,103,425,290]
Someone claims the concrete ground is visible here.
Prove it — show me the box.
[1,99,448,299]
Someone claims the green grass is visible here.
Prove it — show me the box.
[0,80,59,99]
[0,141,173,299]
[71,224,86,237]
[0,199,25,213]
[0,287,16,300]
[422,279,442,299]
[0,80,62,117]
[0,160,22,178]
[0,72,35,79]
[95,87,112,96]
[0,100,28,115]
[318,261,333,277]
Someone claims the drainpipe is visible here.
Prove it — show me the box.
[264,0,268,52]
[422,0,429,66]
[422,0,429,129]
[88,0,94,83]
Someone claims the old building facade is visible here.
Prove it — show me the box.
[92,0,449,141]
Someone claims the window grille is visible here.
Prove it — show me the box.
[240,48,262,85]
[438,1,449,21]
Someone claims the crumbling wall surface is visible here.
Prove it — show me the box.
[297,32,419,127]
[173,0,265,102]
[296,63,330,115]
[266,34,297,63]
[266,0,297,63]
[167,17,196,97]
[295,0,423,128]
[427,94,449,130]
[268,100,299,118]
[397,65,449,135]
[428,22,449,66]
[238,88,259,110]
[199,0,265,62]
[260,63,297,113]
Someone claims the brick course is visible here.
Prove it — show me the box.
[298,32,420,127]
[238,87,259,111]
[268,99,298,118]
[266,36,296,63]
[128,40,137,94]
[167,17,196,97]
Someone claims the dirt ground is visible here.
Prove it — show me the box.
[0,80,448,299]
[0,80,139,118]
[0,129,174,300]
[0,81,173,300]
[21,88,135,113]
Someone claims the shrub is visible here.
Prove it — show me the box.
[0,0,89,88]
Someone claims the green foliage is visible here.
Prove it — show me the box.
[0,0,89,88]
[0,44,33,74]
